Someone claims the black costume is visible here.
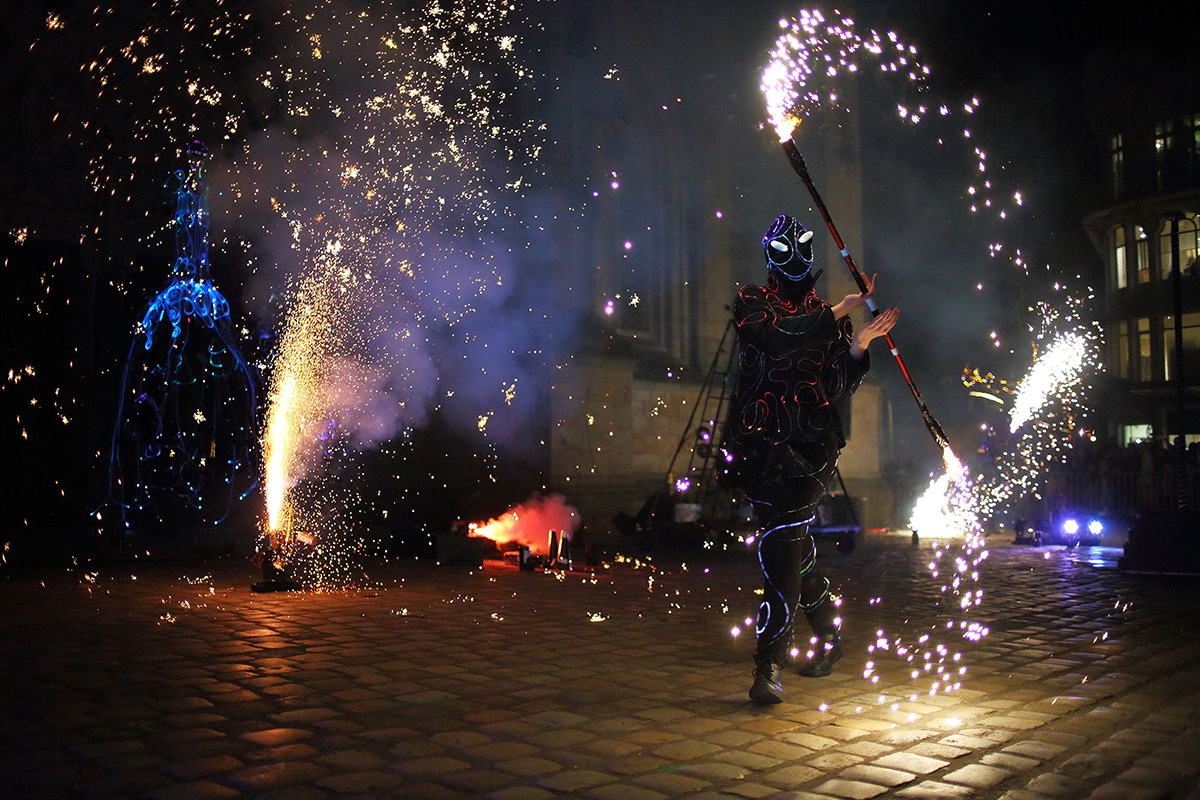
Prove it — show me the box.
[728,214,869,698]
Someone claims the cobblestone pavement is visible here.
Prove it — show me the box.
[3,533,1200,800]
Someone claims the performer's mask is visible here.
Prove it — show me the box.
[762,214,815,293]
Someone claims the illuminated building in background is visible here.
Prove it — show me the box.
[1083,41,1200,462]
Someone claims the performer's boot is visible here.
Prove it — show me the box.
[797,600,843,678]
[749,658,785,703]
[798,634,842,677]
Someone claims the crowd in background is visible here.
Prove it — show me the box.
[1042,435,1200,513]
[1068,435,1200,474]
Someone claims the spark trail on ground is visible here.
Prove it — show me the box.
[760,7,1101,708]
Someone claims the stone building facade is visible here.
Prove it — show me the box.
[538,10,897,535]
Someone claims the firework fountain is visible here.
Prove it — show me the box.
[249,1,548,589]
[759,8,1101,705]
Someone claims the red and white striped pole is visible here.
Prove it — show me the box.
[781,137,952,452]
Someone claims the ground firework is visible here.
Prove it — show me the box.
[252,1,547,588]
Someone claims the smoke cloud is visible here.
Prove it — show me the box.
[205,0,571,501]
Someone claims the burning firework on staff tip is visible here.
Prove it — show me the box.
[725,214,898,704]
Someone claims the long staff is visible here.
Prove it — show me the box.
[781,138,951,451]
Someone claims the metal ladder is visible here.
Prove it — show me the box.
[664,318,862,546]
[663,319,740,525]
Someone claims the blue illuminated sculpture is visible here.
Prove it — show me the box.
[103,141,257,531]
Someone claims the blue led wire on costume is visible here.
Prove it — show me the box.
[100,141,258,530]
[728,215,861,668]
[754,517,816,637]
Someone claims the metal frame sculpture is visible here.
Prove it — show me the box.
[102,141,257,534]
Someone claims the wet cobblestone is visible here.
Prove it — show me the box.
[3,535,1200,798]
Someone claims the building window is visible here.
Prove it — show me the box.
[1159,212,1199,279]
[1121,424,1153,446]
[1163,311,1200,381]
[1137,317,1152,381]
[1186,113,1200,177]
[1115,319,1130,378]
[1110,133,1124,199]
[1155,120,1174,190]
[1136,225,1150,284]
[1113,225,1127,289]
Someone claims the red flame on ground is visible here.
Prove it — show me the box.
[470,494,579,554]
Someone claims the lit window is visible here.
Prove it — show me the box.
[1137,317,1152,381]
[1136,226,1150,284]
[1115,320,1130,378]
[1110,134,1124,199]
[1113,225,1127,289]
[1160,212,1199,280]
[1155,120,1174,190]
[1186,113,1200,171]
[1122,424,1152,446]
[1163,312,1200,381]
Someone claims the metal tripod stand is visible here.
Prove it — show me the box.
[665,317,862,551]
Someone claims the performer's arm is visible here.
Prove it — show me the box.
[831,273,877,320]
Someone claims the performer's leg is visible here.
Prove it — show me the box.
[742,438,834,701]
[795,438,845,677]
[797,572,843,677]
[753,510,817,667]
[747,507,815,703]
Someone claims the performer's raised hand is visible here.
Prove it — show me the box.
[849,306,898,360]
[832,273,877,319]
